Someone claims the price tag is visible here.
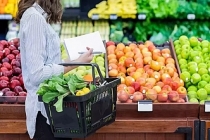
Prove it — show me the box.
[205,101,210,112]
[92,14,99,20]
[187,14,195,20]
[0,14,12,20]
[138,100,153,112]
[138,14,146,20]
[110,14,118,20]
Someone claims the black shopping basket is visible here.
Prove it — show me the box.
[38,63,120,138]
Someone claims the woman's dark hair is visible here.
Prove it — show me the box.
[16,0,63,24]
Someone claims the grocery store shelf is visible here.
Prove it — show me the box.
[62,8,89,20]
[0,14,12,20]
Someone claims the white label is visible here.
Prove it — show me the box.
[138,14,146,20]
[205,101,210,112]
[110,14,118,20]
[0,14,12,20]
[138,101,153,112]
[187,14,195,20]
[92,14,99,20]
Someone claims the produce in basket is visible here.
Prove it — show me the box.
[0,39,27,104]
[37,73,97,112]
[106,41,186,103]
[174,36,210,104]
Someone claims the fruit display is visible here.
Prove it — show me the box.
[0,0,18,18]
[60,21,109,42]
[106,41,187,103]
[64,53,106,80]
[0,39,27,104]
[88,0,137,19]
[37,73,97,112]
[174,36,210,104]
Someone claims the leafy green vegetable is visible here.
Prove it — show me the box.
[37,73,94,112]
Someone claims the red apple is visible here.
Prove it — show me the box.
[132,92,143,103]
[106,41,115,47]
[177,98,185,103]
[157,92,168,102]
[163,77,173,85]
[140,86,149,94]
[162,85,172,91]
[168,91,179,102]
[170,81,179,90]
[125,86,135,94]
[117,90,129,102]
[156,81,164,88]
[131,82,141,91]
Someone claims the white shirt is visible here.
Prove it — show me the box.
[19,3,64,139]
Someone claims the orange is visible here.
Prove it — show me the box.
[83,74,93,82]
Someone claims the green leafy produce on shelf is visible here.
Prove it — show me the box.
[37,73,96,112]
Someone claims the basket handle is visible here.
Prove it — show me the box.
[59,63,105,85]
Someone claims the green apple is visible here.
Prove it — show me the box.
[201,40,209,48]
[188,65,198,74]
[189,36,199,47]
[175,45,181,50]
[181,50,190,59]
[179,35,189,45]
[177,54,182,60]
[197,88,208,101]
[188,91,197,99]
[100,53,105,57]
[198,81,208,89]
[187,85,197,92]
[191,73,201,84]
[188,62,197,68]
[201,74,210,82]
[176,48,181,54]
[86,69,92,75]
[200,100,205,104]
[198,63,207,69]
[181,44,191,50]
[204,84,210,95]
[205,57,210,63]
[202,48,209,54]
[189,98,199,103]
[77,66,86,71]
[180,64,188,70]
[185,81,192,88]
[97,61,104,67]
[96,56,104,62]
[101,71,106,77]
[179,59,188,65]
[198,68,208,75]
[190,51,199,59]
[180,71,191,82]
[99,66,105,72]
[206,62,210,67]
[181,68,188,72]
[76,70,86,76]
[193,56,202,64]
[174,40,180,46]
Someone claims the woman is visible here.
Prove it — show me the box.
[16,0,93,140]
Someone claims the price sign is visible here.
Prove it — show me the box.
[138,100,153,112]
[138,14,146,20]
[205,101,210,112]
[187,14,195,20]
[110,14,118,20]
[0,14,12,20]
[92,14,99,20]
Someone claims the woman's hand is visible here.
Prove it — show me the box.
[77,47,94,63]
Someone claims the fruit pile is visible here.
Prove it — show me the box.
[65,53,106,81]
[0,39,27,104]
[88,0,137,19]
[174,36,210,104]
[106,41,186,103]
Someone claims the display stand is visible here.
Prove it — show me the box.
[199,103,210,140]
[0,103,199,140]
[73,103,199,140]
